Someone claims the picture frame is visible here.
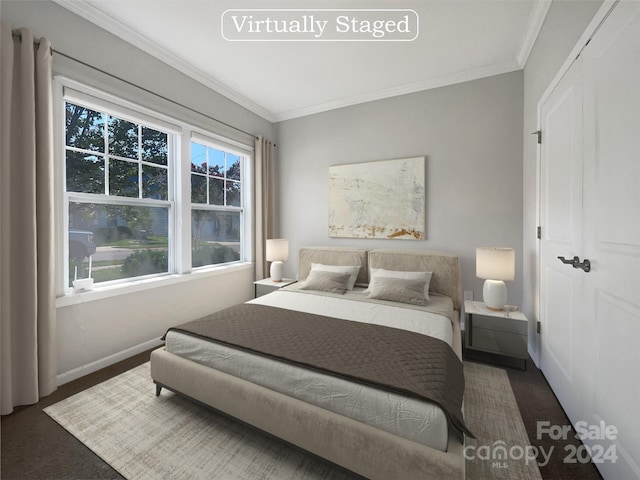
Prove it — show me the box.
[329,157,426,240]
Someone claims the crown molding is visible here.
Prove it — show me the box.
[52,0,277,123]
[273,59,522,122]
[517,0,552,67]
[53,0,546,124]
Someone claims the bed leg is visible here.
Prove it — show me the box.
[155,383,163,396]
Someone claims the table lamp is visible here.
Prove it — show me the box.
[476,247,515,311]
[266,239,288,282]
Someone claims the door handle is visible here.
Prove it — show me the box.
[557,256,591,273]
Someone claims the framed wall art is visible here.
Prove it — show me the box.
[329,156,426,240]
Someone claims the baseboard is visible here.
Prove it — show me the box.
[56,338,163,386]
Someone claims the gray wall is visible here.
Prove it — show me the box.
[2,0,275,382]
[522,0,603,364]
[276,71,524,306]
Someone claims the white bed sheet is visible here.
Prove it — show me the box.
[163,288,455,451]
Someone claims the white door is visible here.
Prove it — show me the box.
[539,2,640,478]
[581,2,640,477]
[539,56,587,423]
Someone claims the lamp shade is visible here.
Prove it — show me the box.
[266,239,289,262]
[476,247,515,281]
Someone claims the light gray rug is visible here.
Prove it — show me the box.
[44,361,541,480]
[464,362,542,480]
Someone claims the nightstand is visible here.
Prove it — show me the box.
[253,278,296,298]
[464,300,528,369]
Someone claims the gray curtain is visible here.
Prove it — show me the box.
[1,22,57,415]
[254,136,275,280]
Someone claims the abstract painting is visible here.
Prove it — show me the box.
[329,157,425,239]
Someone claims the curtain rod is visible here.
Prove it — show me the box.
[11,30,272,145]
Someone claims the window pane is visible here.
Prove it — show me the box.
[227,154,241,181]
[65,103,104,151]
[108,116,138,159]
[142,127,168,165]
[226,180,241,207]
[209,177,224,205]
[66,151,105,193]
[68,202,169,286]
[109,159,139,197]
[190,142,243,207]
[191,174,207,203]
[191,209,240,268]
[208,148,224,177]
[191,142,207,173]
[142,164,167,200]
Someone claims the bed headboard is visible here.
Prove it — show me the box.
[367,249,462,312]
[298,247,462,311]
[299,247,369,285]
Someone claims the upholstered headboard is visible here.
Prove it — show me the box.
[298,247,368,286]
[367,249,462,312]
[298,247,462,311]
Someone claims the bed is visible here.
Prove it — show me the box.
[150,247,467,479]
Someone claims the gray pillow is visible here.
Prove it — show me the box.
[367,277,427,305]
[365,268,433,301]
[299,270,352,294]
[310,263,361,290]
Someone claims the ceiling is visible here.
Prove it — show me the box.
[54,0,551,123]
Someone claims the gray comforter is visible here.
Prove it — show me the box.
[164,303,473,438]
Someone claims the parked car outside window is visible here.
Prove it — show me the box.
[69,229,96,261]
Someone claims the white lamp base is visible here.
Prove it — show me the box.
[270,261,284,282]
[483,279,507,311]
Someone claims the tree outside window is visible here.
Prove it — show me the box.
[65,102,170,286]
[61,83,250,293]
[190,141,242,268]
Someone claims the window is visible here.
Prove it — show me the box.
[64,101,172,287]
[59,81,252,293]
[190,141,243,268]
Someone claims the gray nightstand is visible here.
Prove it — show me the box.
[253,278,296,298]
[464,300,528,369]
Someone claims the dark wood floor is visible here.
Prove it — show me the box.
[507,360,604,480]
[2,350,603,480]
[0,351,150,480]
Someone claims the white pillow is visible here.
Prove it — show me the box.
[365,268,433,301]
[310,263,360,290]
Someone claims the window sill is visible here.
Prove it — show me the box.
[56,262,253,308]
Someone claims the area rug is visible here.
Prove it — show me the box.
[44,361,541,480]
[464,362,542,480]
